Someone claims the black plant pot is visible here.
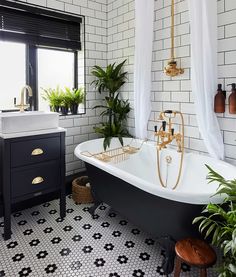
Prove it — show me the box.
[50,106,60,113]
[70,104,78,115]
[61,106,68,115]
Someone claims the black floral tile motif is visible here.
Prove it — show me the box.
[73,215,82,221]
[37,218,46,224]
[101,222,110,228]
[13,212,22,218]
[49,209,57,214]
[23,229,33,236]
[83,207,90,212]
[99,205,107,210]
[0,222,4,227]
[51,237,62,244]
[7,241,18,249]
[92,214,100,219]
[72,235,82,242]
[36,251,48,259]
[31,211,40,216]
[139,252,150,261]
[132,269,145,277]
[156,266,165,276]
[55,217,64,223]
[0,270,5,277]
[29,239,40,247]
[12,253,24,262]
[82,245,93,254]
[59,248,71,256]
[43,203,51,207]
[131,228,140,235]
[94,258,106,267]
[66,208,74,213]
[104,243,114,251]
[125,241,135,248]
[112,231,121,237]
[43,227,53,234]
[18,267,32,277]
[63,225,73,232]
[119,220,128,226]
[45,264,57,274]
[109,212,117,217]
[92,233,102,240]
[70,260,82,270]
[145,238,155,245]
[18,220,27,226]
[109,273,120,277]
[117,255,128,264]
[82,224,92,230]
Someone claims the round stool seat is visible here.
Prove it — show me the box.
[175,238,217,268]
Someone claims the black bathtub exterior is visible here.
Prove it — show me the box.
[86,162,203,240]
[85,162,204,274]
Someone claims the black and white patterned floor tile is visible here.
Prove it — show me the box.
[0,196,219,276]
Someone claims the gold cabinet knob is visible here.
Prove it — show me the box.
[31,148,44,156]
[32,176,44,185]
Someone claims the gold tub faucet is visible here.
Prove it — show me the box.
[154,110,184,153]
[154,110,185,190]
[15,85,33,112]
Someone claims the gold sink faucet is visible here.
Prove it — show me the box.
[154,110,184,152]
[15,85,33,112]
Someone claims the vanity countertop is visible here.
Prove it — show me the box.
[0,127,66,139]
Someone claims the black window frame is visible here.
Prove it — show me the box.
[0,0,85,114]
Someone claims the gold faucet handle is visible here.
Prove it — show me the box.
[15,103,29,112]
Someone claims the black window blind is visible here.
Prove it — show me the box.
[0,2,82,50]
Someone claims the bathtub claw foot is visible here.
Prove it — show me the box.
[157,235,176,275]
[88,201,102,216]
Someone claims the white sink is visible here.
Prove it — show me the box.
[0,111,59,134]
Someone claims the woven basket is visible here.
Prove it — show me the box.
[72,176,93,204]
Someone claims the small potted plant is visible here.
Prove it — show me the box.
[65,87,84,115]
[60,92,70,115]
[41,86,62,112]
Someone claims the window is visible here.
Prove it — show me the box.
[38,48,75,111]
[0,41,26,110]
[0,1,84,114]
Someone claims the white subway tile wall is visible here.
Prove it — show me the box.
[10,0,236,174]
[108,0,236,166]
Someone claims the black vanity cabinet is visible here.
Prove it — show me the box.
[0,131,66,240]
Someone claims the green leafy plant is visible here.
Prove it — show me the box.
[41,86,63,111]
[193,165,236,277]
[65,87,84,105]
[91,60,131,150]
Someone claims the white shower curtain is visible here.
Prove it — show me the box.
[188,0,224,160]
[134,0,154,139]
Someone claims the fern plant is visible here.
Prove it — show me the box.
[193,165,236,277]
[91,60,131,150]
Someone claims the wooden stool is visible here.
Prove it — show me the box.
[174,238,217,277]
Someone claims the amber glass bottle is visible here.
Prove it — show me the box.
[214,84,225,113]
[228,83,236,114]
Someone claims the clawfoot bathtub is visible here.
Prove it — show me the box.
[75,138,235,273]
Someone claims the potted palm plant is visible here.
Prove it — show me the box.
[91,60,131,150]
[41,86,62,112]
[65,87,84,115]
[193,165,236,277]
